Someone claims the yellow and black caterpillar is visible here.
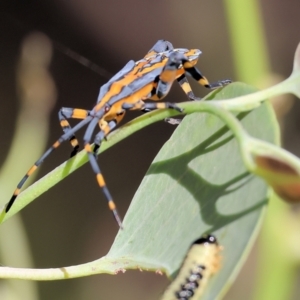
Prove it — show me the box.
[162,235,221,300]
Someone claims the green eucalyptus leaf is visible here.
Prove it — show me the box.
[104,83,278,299]
[0,83,279,300]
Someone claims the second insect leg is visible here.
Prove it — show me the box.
[58,107,90,157]
[83,115,124,229]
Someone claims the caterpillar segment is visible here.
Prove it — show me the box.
[161,235,222,300]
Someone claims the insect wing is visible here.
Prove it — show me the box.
[97,60,136,103]
[128,66,163,91]
[107,66,164,105]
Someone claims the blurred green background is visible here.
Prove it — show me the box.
[0,0,300,299]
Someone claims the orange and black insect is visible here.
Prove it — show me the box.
[161,235,222,300]
[6,40,231,228]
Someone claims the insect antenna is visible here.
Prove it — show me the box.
[53,41,113,79]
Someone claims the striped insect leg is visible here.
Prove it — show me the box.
[156,68,178,99]
[139,52,186,124]
[6,139,63,212]
[177,74,201,101]
[58,107,90,157]
[147,52,187,102]
[84,143,123,229]
[83,115,123,228]
[182,62,231,90]
[122,100,183,113]
[94,114,124,153]
[165,73,201,126]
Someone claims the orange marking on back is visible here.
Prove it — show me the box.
[144,50,156,59]
[94,82,124,112]
[91,53,174,131]
[103,84,153,119]
[95,58,166,112]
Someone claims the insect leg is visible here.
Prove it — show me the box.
[6,116,93,213]
[122,100,183,113]
[171,55,231,125]
[182,61,231,90]
[163,74,202,125]
[58,107,90,157]
[83,116,123,229]
[148,52,185,102]
[145,52,186,124]
[177,74,201,101]
[94,113,125,150]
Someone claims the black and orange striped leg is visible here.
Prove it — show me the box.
[123,56,184,116]
[83,117,123,229]
[58,107,90,157]
[182,63,231,90]
[169,60,231,126]
[6,116,93,213]
[177,74,201,101]
[142,101,183,125]
[94,114,124,153]
[84,143,123,228]
[150,52,186,124]
[164,74,201,125]
[122,100,183,113]
[6,138,66,212]
[93,120,119,155]
[154,52,184,100]
[141,52,186,111]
